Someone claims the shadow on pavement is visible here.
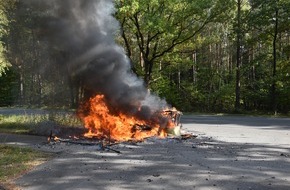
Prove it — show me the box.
[13,136,290,190]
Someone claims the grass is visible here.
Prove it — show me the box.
[0,112,82,134]
[0,144,52,186]
[0,110,82,189]
[0,115,37,134]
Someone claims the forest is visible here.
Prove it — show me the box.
[0,0,289,114]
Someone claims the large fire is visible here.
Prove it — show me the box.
[78,94,174,142]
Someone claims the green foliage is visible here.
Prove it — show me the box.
[276,59,290,113]
[0,1,11,75]
[0,0,289,114]
[0,67,18,106]
[116,0,235,81]
[242,0,290,112]
[0,0,81,108]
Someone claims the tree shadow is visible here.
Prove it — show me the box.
[14,135,290,190]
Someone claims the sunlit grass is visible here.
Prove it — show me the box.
[0,115,39,134]
[0,144,52,183]
[0,112,83,134]
[47,112,82,127]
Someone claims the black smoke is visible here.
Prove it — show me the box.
[28,0,170,125]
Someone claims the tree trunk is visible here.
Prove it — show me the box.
[143,57,154,86]
[271,8,279,114]
[192,51,197,84]
[235,0,242,111]
[19,64,24,106]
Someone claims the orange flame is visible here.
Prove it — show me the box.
[78,94,169,142]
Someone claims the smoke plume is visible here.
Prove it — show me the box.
[29,0,170,124]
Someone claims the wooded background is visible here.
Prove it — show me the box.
[0,0,289,114]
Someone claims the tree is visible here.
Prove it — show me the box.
[0,67,18,106]
[116,0,234,86]
[247,0,290,113]
[0,0,12,75]
[235,0,242,111]
[1,1,80,108]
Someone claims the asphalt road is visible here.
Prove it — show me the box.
[182,114,290,146]
[1,112,290,190]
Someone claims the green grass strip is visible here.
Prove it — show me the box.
[0,144,51,182]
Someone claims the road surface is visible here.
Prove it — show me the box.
[0,111,289,190]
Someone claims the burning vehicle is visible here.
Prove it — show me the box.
[77,95,183,142]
